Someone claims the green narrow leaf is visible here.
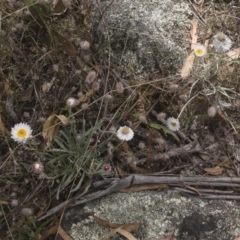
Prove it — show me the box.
[70,172,85,193]
[147,121,180,142]
[54,137,68,151]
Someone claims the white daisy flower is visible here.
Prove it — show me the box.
[11,123,33,143]
[194,44,207,57]
[166,117,180,132]
[212,32,232,53]
[116,126,134,141]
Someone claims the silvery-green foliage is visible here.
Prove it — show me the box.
[43,119,107,199]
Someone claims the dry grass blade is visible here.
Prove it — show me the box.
[42,114,68,145]
[55,115,69,125]
[120,183,168,193]
[190,17,198,50]
[93,215,140,232]
[0,114,9,136]
[78,89,95,103]
[129,164,150,174]
[41,223,58,240]
[226,48,240,59]
[181,16,197,78]
[180,51,195,78]
[17,85,33,101]
[58,226,73,240]
[203,166,224,176]
[115,228,137,240]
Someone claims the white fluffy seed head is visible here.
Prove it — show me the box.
[207,106,217,117]
[21,207,33,216]
[81,103,89,110]
[15,23,23,30]
[179,94,188,102]
[155,138,165,145]
[109,126,117,132]
[53,64,59,72]
[85,71,97,84]
[66,98,80,108]
[83,55,91,62]
[212,32,232,52]
[116,82,124,94]
[80,40,90,50]
[11,199,19,207]
[103,94,113,101]
[157,112,167,122]
[138,141,146,149]
[92,81,100,91]
[139,114,147,123]
[169,84,179,90]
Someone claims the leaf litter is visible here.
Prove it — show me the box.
[0,0,240,239]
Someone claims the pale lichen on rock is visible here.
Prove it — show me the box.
[90,0,192,77]
[68,191,240,239]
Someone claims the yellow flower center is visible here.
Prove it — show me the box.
[17,129,27,138]
[196,49,203,56]
[171,122,177,127]
[121,127,130,135]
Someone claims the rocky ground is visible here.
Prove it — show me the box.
[0,0,240,239]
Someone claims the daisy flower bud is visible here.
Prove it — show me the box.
[212,32,232,53]
[194,44,207,57]
[11,123,33,143]
[166,117,180,132]
[31,161,44,174]
[102,164,112,172]
[117,126,134,141]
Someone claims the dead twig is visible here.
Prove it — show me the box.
[38,174,240,221]
[153,140,201,160]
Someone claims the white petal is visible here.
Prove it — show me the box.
[11,123,33,143]
[166,117,180,132]
[116,126,134,141]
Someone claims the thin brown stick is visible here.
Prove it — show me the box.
[38,174,240,221]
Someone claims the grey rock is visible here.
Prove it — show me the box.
[90,0,192,77]
[65,190,240,239]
